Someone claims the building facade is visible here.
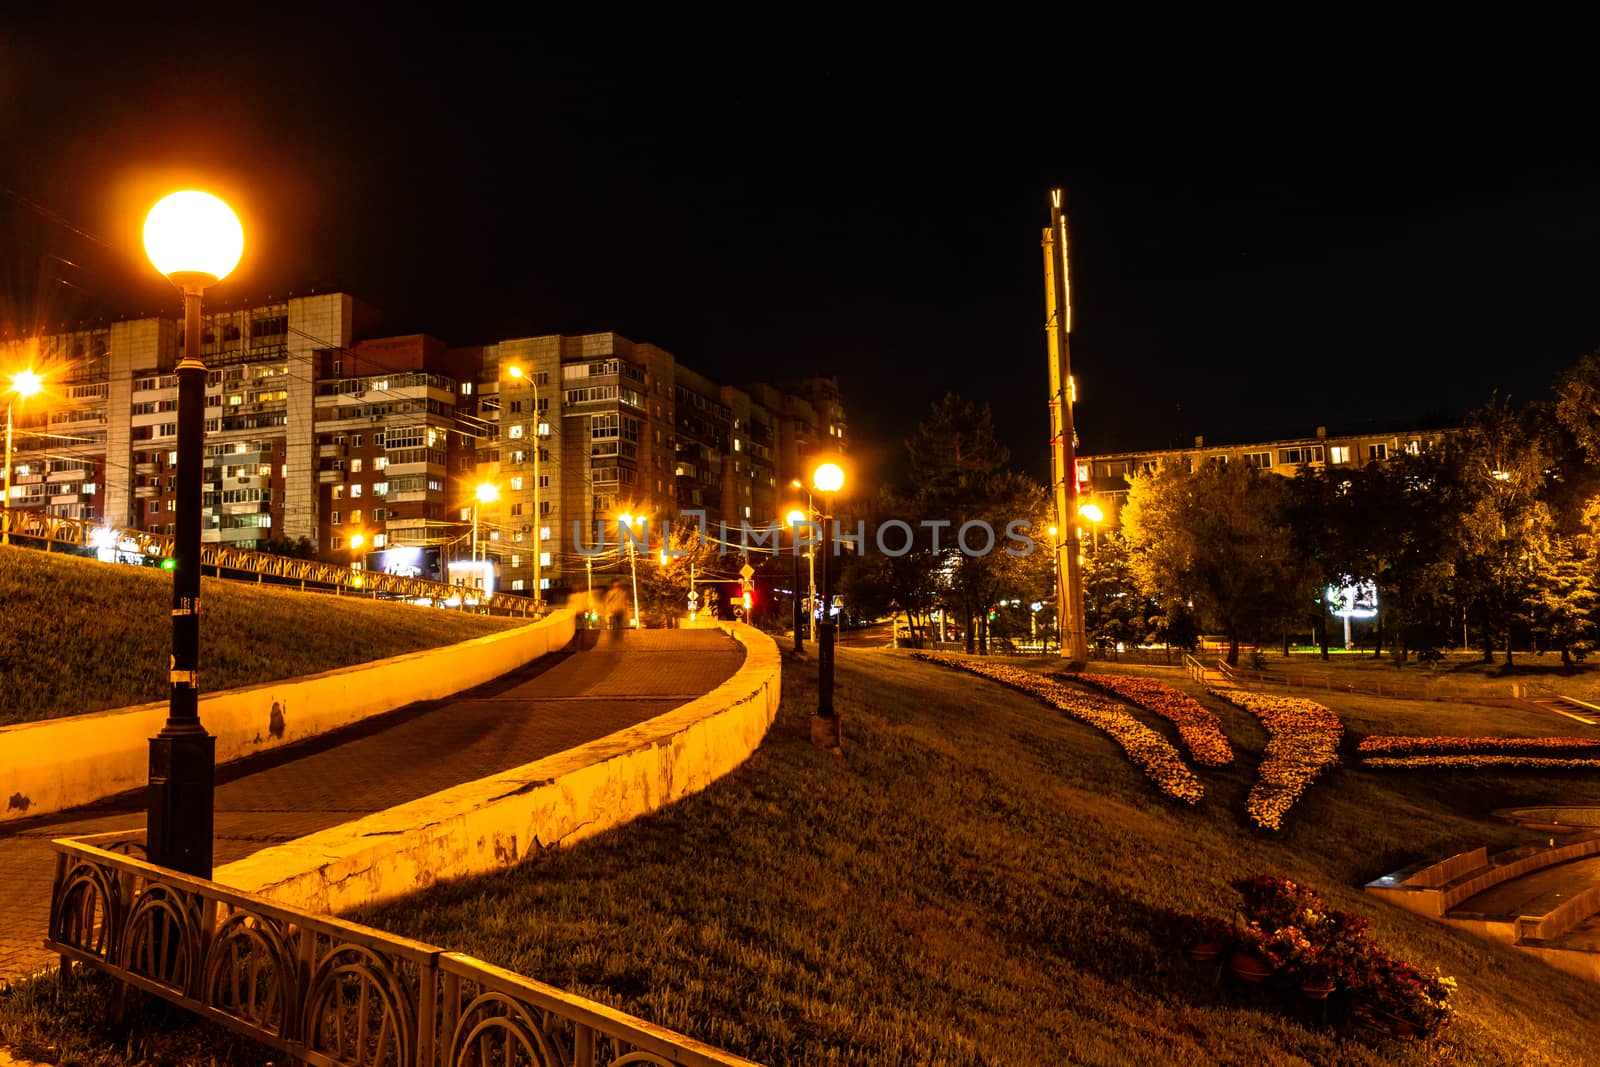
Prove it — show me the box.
[1079,425,1457,524]
[2,294,847,601]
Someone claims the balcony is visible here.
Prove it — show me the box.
[135,462,158,476]
[135,486,158,499]
[318,469,345,484]
[317,443,347,459]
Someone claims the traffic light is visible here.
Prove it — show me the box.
[741,581,754,613]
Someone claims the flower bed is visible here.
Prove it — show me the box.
[911,653,1203,803]
[1054,672,1234,767]
[1173,875,1455,1039]
[1358,735,1600,757]
[1362,755,1600,771]
[1208,687,1343,831]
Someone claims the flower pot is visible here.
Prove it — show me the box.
[1228,951,1273,984]
[1300,980,1337,1000]
[1188,940,1224,964]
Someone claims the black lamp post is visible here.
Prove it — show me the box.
[810,461,844,752]
[142,190,244,878]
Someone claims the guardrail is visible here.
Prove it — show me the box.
[0,510,537,616]
[48,836,760,1067]
[1183,654,1209,683]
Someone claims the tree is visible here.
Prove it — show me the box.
[1122,458,1309,666]
[1081,532,1148,658]
[1452,396,1558,665]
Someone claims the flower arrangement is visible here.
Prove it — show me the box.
[911,653,1204,803]
[1208,687,1343,830]
[1055,672,1235,766]
[1358,735,1600,756]
[1358,735,1600,771]
[1171,874,1455,1038]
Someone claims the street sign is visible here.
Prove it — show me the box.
[739,562,754,581]
[688,590,699,603]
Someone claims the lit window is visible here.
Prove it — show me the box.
[1330,446,1351,464]
[374,456,387,470]
[350,484,362,498]
[374,534,387,548]
[259,464,271,476]
[511,554,522,568]
[350,458,363,473]
[332,485,344,500]
[540,526,551,541]
[331,511,342,524]
[537,423,550,437]
[510,476,523,490]
[539,551,551,566]
[508,424,525,439]
[351,509,362,524]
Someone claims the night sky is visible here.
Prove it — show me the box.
[4,11,1598,488]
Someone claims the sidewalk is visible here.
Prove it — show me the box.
[0,628,745,982]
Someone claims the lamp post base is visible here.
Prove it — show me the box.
[810,713,842,754]
[147,727,216,878]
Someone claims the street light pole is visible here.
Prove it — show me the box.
[2,370,43,547]
[811,462,845,753]
[143,190,243,878]
[1043,189,1089,664]
[621,513,642,628]
[786,507,806,654]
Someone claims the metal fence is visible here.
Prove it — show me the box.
[48,836,760,1067]
[1,511,538,617]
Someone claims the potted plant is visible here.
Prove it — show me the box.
[1177,913,1236,964]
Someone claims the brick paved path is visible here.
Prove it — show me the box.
[0,628,744,982]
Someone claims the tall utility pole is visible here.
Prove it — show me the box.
[1043,189,1089,664]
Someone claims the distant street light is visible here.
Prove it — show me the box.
[1079,501,1104,551]
[811,460,846,753]
[619,512,643,628]
[791,478,816,633]
[472,481,499,565]
[3,368,44,547]
[142,189,244,878]
[786,507,807,654]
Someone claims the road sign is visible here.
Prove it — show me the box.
[739,562,754,581]
[688,590,699,603]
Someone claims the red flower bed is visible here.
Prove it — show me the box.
[1358,735,1600,757]
[1208,687,1343,831]
[1173,875,1455,1038]
[1363,755,1600,771]
[1055,672,1234,767]
[911,653,1203,803]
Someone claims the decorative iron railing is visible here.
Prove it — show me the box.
[0,511,537,616]
[48,837,760,1067]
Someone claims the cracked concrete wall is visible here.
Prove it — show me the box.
[1,609,576,822]
[215,622,781,915]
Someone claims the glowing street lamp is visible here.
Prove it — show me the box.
[142,189,243,878]
[1079,501,1104,550]
[619,512,643,628]
[3,368,44,547]
[472,481,500,565]
[811,460,846,752]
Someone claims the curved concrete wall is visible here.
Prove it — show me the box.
[215,622,781,915]
[1,609,576,822]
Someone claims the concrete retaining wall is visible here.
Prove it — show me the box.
[215,622,781,915]
[1,609,576,822]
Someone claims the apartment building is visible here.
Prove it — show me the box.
[1079,425,1457,524]
[466,331,843,596]
[3,295,847,602]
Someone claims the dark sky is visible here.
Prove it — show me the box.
[4,11,1599,488]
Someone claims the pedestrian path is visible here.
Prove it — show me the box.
[0,628,745,982]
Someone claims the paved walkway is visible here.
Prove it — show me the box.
[0,628,745,982]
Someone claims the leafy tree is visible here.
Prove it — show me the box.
[1081,532,1148,658]
[1452,397,1558,665]
[1122,458,1309,666]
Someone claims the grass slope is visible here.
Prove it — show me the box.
[339,648,1600,1066]
[0,546,522,726]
